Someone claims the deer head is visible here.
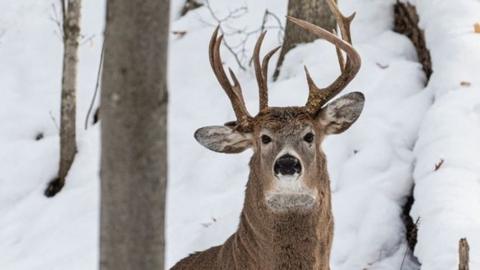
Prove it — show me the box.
[195,1,363,214]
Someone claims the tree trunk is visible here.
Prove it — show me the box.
[273,0,336,80]
[459,238,470,270]
[45,0,81,197]
[99,0,169,269]
[393,0,432,83]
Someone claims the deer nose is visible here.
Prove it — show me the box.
[274,154,302,176]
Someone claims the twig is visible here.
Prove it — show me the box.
[376,62,389,69]
[260,10,270,33]
[60,0,66,23]
[172,30,187,39]
[204,0,247,70]
[202,0,284,71]
[248,9,284,66]
[49,3,64,40]
[265,10,285,43]
[434,159,444,171]
[49,111,60,131]
[205,1,248,23]
[265,10,284,32]
[84,39,105,130]
[80,34,96,45]
[460,81,471,87]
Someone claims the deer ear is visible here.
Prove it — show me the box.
[317,92,365,135]
[194,126,253,153]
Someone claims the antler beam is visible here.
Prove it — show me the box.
[209,27,252,130]
[288,0,361,114]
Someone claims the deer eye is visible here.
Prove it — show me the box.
[303,132,314,143]
[261,135,272,144]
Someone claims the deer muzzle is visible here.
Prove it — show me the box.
[274,154,302,177]
[266,152,316,213]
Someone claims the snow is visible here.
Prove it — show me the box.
[407,1,480,269]
[0,1,103,270]
[0,0,479,269]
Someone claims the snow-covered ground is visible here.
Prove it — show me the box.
[409,0,480,269]
[0,0,479,269]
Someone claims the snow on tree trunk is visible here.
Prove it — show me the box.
[99,0,169,269]
[45,0,81,197]
[273,0,336,80]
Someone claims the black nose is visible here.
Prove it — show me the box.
[274,154,302,176]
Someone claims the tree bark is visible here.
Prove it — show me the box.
[99,0,169,269]
[273,0,336,80]
[45,0,81,197]
[459,238,470,270]
[393,0,432,83]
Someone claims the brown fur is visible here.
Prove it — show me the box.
[172,108,336,270]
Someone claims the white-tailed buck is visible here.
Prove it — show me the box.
[172,1,363,269]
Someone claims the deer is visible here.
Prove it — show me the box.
[172,1,363,269]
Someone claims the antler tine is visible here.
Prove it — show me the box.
[253,32,268,112]
[328,0,355,71]
[262,46,281,84]
[317,0,359,105]
[253,32,281,113]
[327,0,355,44]
[333,29,345,72]
[303,66,320,98]
[287,1,361,114]
[209,26,252,129]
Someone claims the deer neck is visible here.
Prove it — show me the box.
[230,158,333,270]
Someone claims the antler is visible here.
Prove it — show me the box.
[252,32,281,113]
[209,27,280,129]
[209,27,252,130]
[288,0,361,114]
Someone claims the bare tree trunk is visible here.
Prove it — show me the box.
[45,0,81,197]
[273,0,336,80]
[459,238,470,270]
[99,0,169,269]
[393,0,432,83]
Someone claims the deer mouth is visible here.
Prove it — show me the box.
[265,192,317,213]
[265,176,317,213]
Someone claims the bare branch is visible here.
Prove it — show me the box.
[61,0,66,24]
[49,3,64,40]
[85,39,105,130]
[202,0,284,71]
[80,34,95,45]
[48,111,60,132]
[203,0,247,70]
